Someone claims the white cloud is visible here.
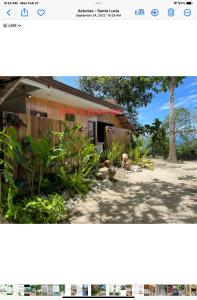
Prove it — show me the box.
[159,93,197,111]
[159,101,169,111]
[186,80,197,88]
[175,94,197,107]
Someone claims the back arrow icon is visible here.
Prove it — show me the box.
[7,9,11,16]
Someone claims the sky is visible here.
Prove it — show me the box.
[56,76,197,125]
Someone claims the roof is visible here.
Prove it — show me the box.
[27,76,123,111]
[0,76,134,130]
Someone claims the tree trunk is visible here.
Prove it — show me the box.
[168,77,177,162]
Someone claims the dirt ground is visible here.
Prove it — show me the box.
[70,159,197,224]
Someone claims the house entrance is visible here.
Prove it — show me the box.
[97,121,113,149]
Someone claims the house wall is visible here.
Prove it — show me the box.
[26,95,96,124]
[25,96,124,143]
[97,113,122,128]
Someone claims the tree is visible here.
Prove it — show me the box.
[145,118,169,157]
[79,76,159,126]
[157,77,185,162]
[163,107,196,142]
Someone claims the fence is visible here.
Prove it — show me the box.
[2,111,78,144]
[105,126,131,148]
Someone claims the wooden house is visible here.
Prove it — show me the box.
[0,76,134,149]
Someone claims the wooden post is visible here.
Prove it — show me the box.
[0,77,23,106]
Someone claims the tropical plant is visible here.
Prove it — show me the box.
[145,118,169,157]
[129,135,153,169]
[108,139,125,166]
[19,136,52,194]
[53,123,100,196]
[17,193,66,224]
[0,128,21,219]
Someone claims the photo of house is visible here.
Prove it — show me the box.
[144,285,156,296]
[0,77,133,151]
[0,76,196,224]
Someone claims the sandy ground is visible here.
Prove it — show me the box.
[70,159,197,224]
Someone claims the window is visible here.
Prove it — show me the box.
[30,110,48,118]
[65,113,75,122]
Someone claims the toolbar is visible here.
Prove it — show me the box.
[0,0,197,20]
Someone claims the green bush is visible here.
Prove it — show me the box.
[53,123,100,196]
[177,140,197,160]
[145,118,169,157]
[129,135,153,169]
[0,123,100,222]
[15,194,66,224]
[108,140,124,166]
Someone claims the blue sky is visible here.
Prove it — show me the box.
[56,76,197,125]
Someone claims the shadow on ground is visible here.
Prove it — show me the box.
[70,178,197,224]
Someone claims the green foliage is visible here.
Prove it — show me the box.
[19,136,52,194]
[177,139,197,160]
[79,76,160,125]
[0,124,100,223]
[145,118,169,157]
[57,167,90,197]
[53,123,100,196]
[129,135,153,169]
[0,128,21,219]
[163,107,196,141]
[15,194,66,224]
[108,140,124,166]
[23,194,65,224]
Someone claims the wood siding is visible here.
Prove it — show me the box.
[105,126,131,148]
[2,111,86,144]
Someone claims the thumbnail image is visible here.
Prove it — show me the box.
[24,285,36,296]
[184,285,197,296]
[41,284,48,296]
[108,285,126,296]
[144,285,156,296]
[0,285,13,296]
[91,285,106,297]
[71,285,88,297]
[155,285,167,296]
[132,284,144,296]
[166,285,186,296]
[35,285,42,296]
[17,285,25,296]
[0,76,196,225]
[125,285,133,297]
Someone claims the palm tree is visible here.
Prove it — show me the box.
[159,77,185,162]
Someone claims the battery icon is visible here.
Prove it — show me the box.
[186,2,192,4]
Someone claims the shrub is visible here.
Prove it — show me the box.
[19,136,52,194]
[145,118,169,158]
[15,194,66,224]
[177,140,197,160]
[108,140,125,166]
[129,135,153,169]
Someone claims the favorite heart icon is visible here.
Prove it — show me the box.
[37,9,45,16]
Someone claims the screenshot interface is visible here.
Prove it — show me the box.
[0,1,196,300]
